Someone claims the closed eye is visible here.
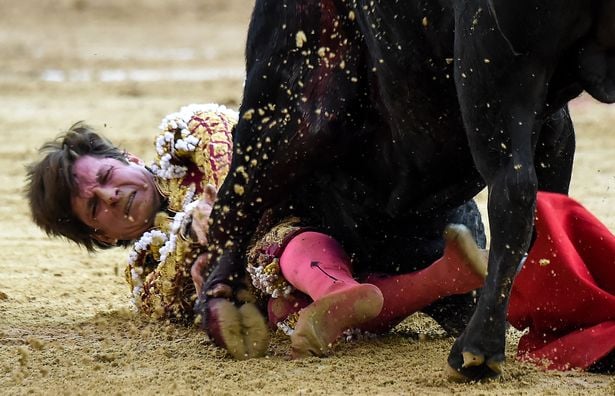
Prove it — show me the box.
[90,165,113,219]
[90,198,98,220]
[98,166,113,184]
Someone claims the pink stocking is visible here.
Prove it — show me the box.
[361,224,487,333]
[279,231,383,357]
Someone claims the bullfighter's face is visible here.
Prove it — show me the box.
[70,154,161,244]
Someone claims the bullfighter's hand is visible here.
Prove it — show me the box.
[191,253,233,299]
[190,184,217,245]
[191,252,209,297]
[205,283,233,299]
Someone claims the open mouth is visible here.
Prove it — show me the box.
[125,191,136,216]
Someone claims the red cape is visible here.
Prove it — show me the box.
[508,192,615,370]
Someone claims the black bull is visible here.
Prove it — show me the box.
[200,0,615,380]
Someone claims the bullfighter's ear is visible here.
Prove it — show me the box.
[125,152,144,166]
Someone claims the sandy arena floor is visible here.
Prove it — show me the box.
[1,1,614,394]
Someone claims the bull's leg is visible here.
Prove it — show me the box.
[200,0,366,329]
[444,2,583,380]
[447,108,576,380]
[447,161,538,380]
[446,144,539,380]
[534,107,576,194]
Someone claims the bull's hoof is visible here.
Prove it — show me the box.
[238,302,270,358]
[444,363,502,382]
[462,351,484,367]
[204,298,270,360]
[445,350,504,382]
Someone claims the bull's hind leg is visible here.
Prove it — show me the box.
[534,107,575,194]
[445,1,584,381]
[449,99,575,379]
